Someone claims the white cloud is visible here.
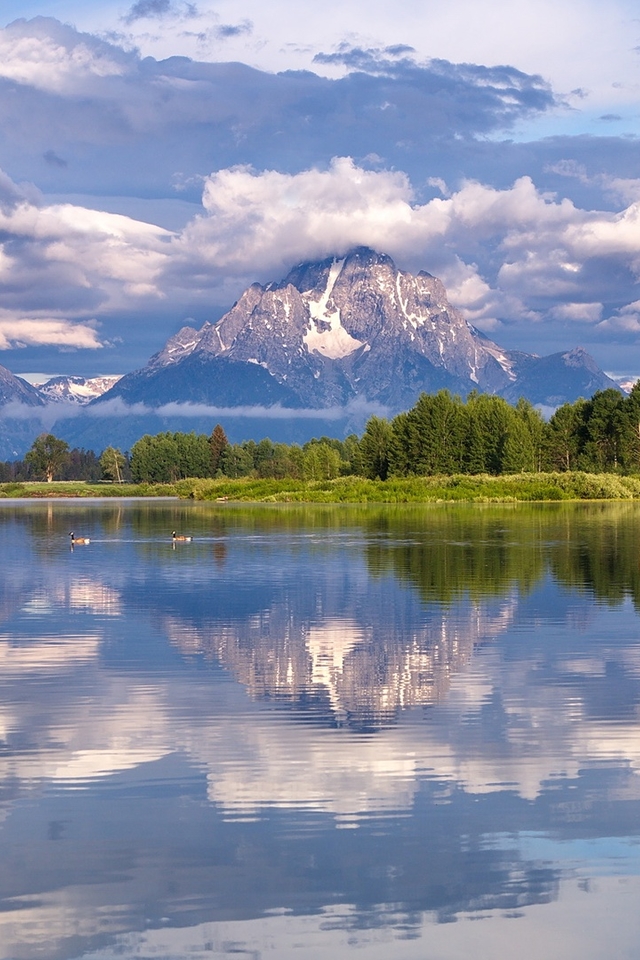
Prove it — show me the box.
[52,0,640,124]
[0,168,172,345]
[0,317,103,350]
[173,158,419,279]
[5,154,640,355]
[550,302,603,323]
[169,160,640,332]
[598,301,640,334]
[0,18,132,93]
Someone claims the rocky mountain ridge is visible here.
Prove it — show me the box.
[0,248,625,456]
[0,364,45,408]
[99,247,620,412]
[35,375,122,405]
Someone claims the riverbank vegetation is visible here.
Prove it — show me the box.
[3,471,640,502]
[2,384,640,500]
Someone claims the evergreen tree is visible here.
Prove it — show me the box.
[546,401,583,471]
[360,416,393,480]
[501,417,536,472]
[209,423,229,475]
[130,434,156,482]
[389,411,412,475]
[61,448,101,481]
[515,398,547,472]
[286,445,305,479]
[580,389,625,471]
[220,443,255,478]
[462,406,487,474]
[465,394,513,474]
[342,434,363,475]
[388,392,466,476]
[254,438,276,477]
[622,382,640,471]
[271,443,296,479]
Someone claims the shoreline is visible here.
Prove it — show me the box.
[3,472,640,503]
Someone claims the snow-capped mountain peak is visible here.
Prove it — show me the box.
[36,375,123,405]
[94,247,622,412]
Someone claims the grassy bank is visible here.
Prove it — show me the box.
[4,472,639,502]
[173,472,640,502]
[0,481,177,498]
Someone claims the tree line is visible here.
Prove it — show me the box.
[3,384,640,483]
[127,385,640,481]
[0,437,132,484]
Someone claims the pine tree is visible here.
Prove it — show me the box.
[209,424,229,476]
[463,408,486,474]
[580,390,625,471]
[546,402,583,471]
[360,416,393,480]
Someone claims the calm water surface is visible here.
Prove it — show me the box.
[1,500,640,959]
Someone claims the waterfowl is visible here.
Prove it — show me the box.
[69,532,90,544]
[172,531,192,542]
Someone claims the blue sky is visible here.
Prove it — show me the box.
[1,0,640,379]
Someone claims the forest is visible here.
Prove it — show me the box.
[2,385,640,484]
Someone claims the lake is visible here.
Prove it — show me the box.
[1,499,640,959]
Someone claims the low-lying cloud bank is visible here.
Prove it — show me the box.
[0,396,389,425]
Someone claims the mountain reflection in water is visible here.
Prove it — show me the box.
[0,501,640,960]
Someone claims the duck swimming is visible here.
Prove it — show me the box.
[69,532,90,544]
[172,531,192,542]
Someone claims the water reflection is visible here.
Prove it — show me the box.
[0,501,640,959]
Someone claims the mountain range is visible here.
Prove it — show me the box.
[0,248,625,458]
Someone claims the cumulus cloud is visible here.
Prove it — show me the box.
[0,17,566,205]
[598,301,640,335]
[173,158,419,278]
[6,151,640,358]
[0,167,172,332]
[6,149,640,361]
[0,17,133,93]
[550,302,603,323]
[0,318,102,351]
[167,158,640,336]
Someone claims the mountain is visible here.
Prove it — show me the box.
[0,363,46,459]
[97,247,620,413]
[0,364,45,407]
[36,375,122,405]
[499,346,618,406]
[0,249,624,457]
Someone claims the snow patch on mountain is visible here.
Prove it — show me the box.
[37,375,122,404]
[92,247,622,415]
[304,259,365,359]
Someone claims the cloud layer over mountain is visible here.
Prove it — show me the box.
[1,11,640,377]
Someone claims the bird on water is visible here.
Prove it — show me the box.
[69,532,90,544]
[172,531,192,542]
